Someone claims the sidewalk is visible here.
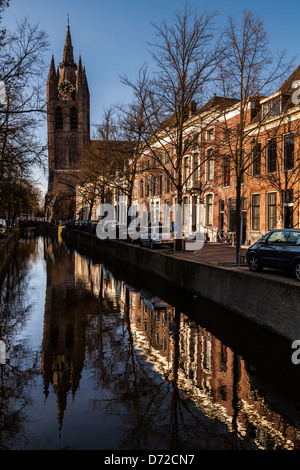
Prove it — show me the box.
[164,242,248,267]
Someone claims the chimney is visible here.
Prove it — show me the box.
[189,100,197,117]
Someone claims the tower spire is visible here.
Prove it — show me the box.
[60,24,76,69]
[47,54,57,83]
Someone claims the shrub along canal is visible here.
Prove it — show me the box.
[1,234,300,450]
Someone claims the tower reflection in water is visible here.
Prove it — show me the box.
[41,236,300,450]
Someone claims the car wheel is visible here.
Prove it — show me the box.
[294,261,300,281]
[248,253,262,272]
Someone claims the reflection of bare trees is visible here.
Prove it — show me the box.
[0,238,41,449]
[77,254,300,450]
[2,235,300,449]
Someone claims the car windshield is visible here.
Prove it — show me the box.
[287,231,300,244]
[267,231,289,243]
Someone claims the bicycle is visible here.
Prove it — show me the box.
[217,231,232,244]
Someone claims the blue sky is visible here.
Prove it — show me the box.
[2,0,300,193]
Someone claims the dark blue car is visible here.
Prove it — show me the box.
[246,229,300,281]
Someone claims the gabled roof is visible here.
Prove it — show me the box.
[279,64,300,94]
[196,95,239,114]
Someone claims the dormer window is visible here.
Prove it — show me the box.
[206,127,215,141]
[262,95,281,118]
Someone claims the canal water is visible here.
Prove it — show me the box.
[1,234,300,451]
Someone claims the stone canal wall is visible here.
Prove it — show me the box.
[62,229,300,342]
[0,230,20,282]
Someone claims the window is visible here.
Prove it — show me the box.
[267,192,277,231]
[158,174,163,195]
[267,230,289,244]
[205,148,214,182]
[222,156,230,187]
[152,177,157,196]
[283,189,294,228]
[223,127,231,143]
[284,133,294,170]
[165,174,170,193]
[262,97,281,118]
[192,153,199,183]
[267,138,277,173]
[229,198,236,232]
[140,180,144,198]
[55,107,63,130]
[205,194,213,226]
[165,149,171,164]
[70,106,78,130]
[251,194,260,230]
[146,178,150,197]
[252,142,261,176]
[206,127,215,141]
[183,156,189,183]
[219,200,224,232]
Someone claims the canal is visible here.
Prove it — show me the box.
[1,234,300,451]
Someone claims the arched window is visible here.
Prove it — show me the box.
[70,106,78,130]
[55,107,63,130]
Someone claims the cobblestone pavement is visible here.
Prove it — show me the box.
[161,242,248,267]
[156,241,298,283]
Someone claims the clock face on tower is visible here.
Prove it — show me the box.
[58,80,74,99]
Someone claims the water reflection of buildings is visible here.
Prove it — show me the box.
[75,253,300,450]
[41,240,300,449]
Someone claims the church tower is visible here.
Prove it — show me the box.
[45,25,90,221]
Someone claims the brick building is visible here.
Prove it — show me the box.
[133,67,300,246]
[45,27,300,243]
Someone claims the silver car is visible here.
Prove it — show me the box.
[140,226,174,249]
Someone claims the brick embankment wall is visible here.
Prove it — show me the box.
[62,229,300,343]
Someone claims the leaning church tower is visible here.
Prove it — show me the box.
[45,25,90,221]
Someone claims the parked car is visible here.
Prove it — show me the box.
[123,225,147,243]
[140,226,174,249]
[77,221,89,231]
[100,220,126,239]
[246,229,300,281]
[87,220,99,234]
[66,220,77,229]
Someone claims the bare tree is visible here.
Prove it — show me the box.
[216,9,294,265]
[147,2,220,205]
[120,3,222,247]
[0,2,49,217]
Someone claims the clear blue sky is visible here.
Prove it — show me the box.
[2,0,300,193]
